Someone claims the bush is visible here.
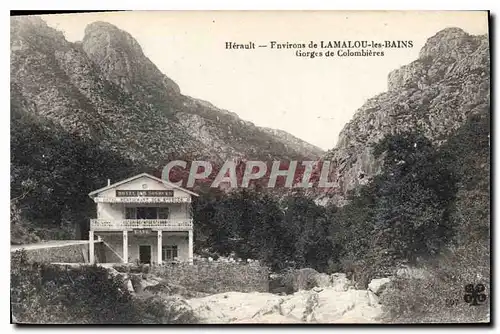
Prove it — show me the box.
[11,250,200,324]
[11,250,139,324]
[149,262,269,294]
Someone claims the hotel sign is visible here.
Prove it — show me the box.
[94,197,191,203]
[116,190,174,197]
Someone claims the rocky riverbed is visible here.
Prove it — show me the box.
[112,265,391,324]
[188,287,383,323]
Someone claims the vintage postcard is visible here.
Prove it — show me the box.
[10,10,490,324]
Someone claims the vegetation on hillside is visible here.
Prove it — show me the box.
[193,108,490,322]
[379,108,490,323]
[195,110,487,275]
[11,250,199,324]
[10,106,141,243]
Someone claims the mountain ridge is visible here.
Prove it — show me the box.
[322,27,489,204]
[11,16,323,166]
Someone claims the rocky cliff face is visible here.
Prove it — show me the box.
[261,127,324,158]
[11,16,322,166]
[324,28,490,201]
[82,21,181,101]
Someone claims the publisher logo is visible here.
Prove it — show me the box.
[464,283,487,306]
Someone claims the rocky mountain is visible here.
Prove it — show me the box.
[10,16,489,242]
[10,16,322,167]
[10,15,324,243]
[261,127,324,158]
[323,28,490,202]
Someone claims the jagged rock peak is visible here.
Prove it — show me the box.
[83,21,145,57]
[419,27,484,60]
[387,27,487,92]
[11,16,67,51]
[11,15,46,27]
[82,21,181,96]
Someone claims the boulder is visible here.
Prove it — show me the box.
[269,272,294,295]
[129,274,144,293]
[310,289,381,323]
[313,273,331,288]
[144,281,188,297]
[293,268,320,291]
[139,294,197,324]
[368,278,391,295]
[280,290,316,321]
[367,290,380,306]
[161,295,197,323]
[187,285,382,324]
[330,273,352,291]
[140,276,161,290]
[188,292,283,323]
[126,279,134,293]
[107,267,120,278]
[112,264,130,273]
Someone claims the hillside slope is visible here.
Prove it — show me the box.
[11,16,322,165]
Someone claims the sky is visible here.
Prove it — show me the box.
[41,11,488,150]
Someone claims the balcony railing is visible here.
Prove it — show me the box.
[90,218,193,231]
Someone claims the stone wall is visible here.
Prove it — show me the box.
[149,262,269,293]
[12,242,106,263]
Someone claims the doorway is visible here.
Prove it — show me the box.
[139,245,151,264]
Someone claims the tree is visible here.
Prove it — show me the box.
[370,132,457,267]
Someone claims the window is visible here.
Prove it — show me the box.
[158,207,170,219]
[125,207,169,219]
[162,245,178,261]
[125,207,136,219]
[136,207,157,219]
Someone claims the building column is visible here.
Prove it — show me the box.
[157,230,163,265]
[122,230,128,263]
[89,230,95,264]
[188,229,193,264]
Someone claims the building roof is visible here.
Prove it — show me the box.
[88,173,199,197]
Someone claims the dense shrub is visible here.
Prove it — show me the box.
[194,189,334,272]
[11,250,199,324]
[376,109,490,323]
[149,262,268,294]
[11,250,139,324]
